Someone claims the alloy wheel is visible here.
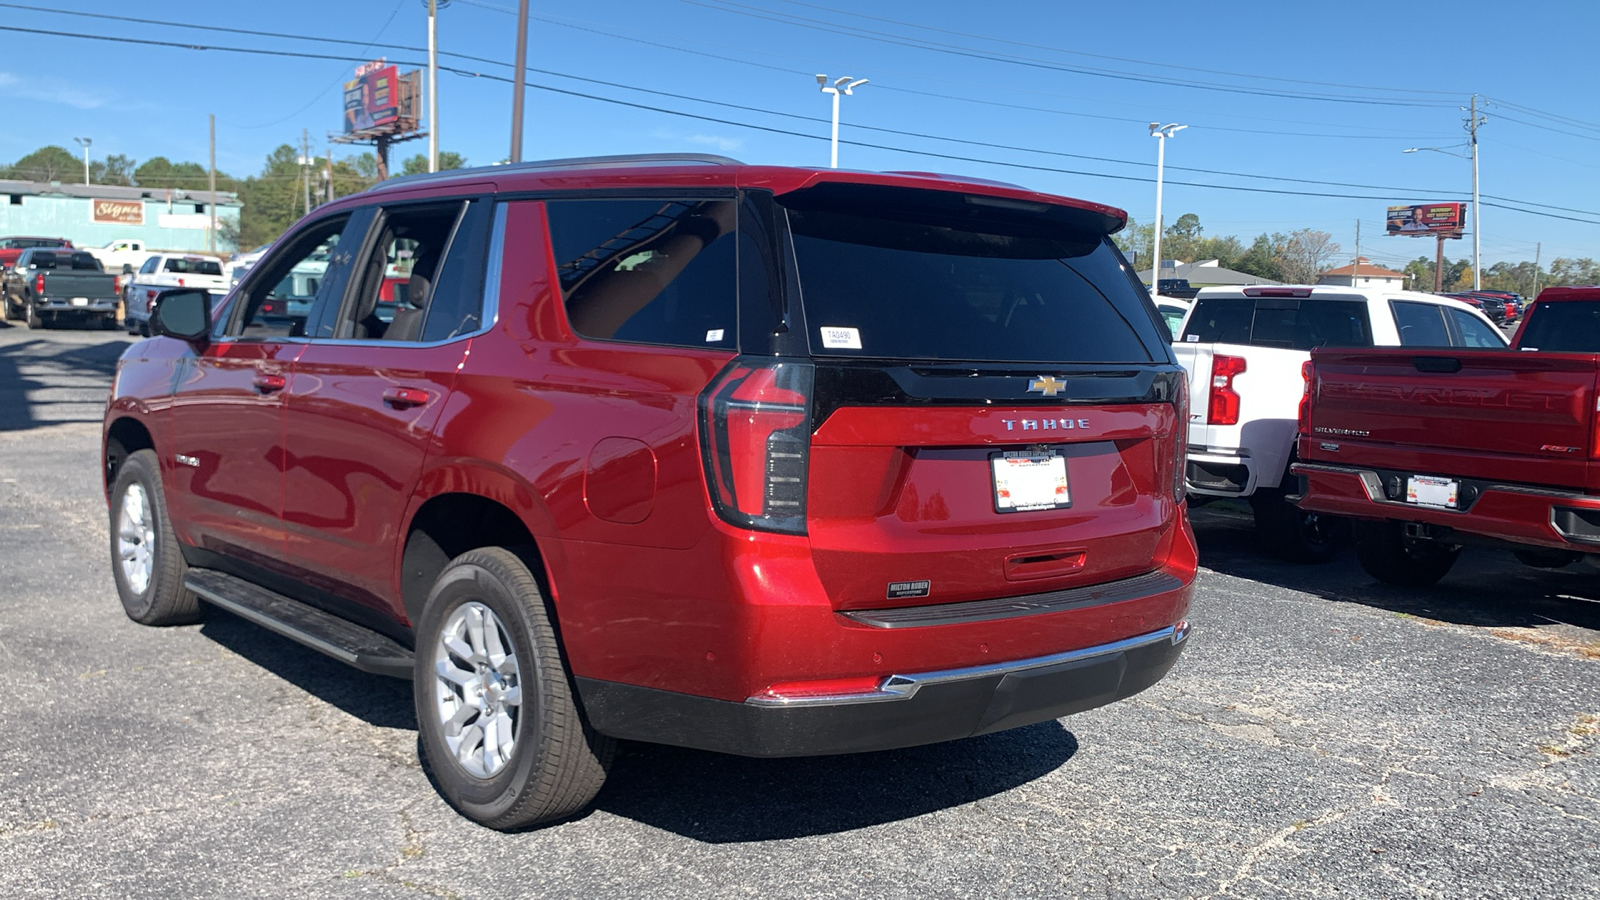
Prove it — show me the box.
[432,601,523,778]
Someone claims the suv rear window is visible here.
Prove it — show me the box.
[785,208,1156,363]
[1517,301,1600,352]
[1182,297,1373,350]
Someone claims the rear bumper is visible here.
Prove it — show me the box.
[31,297,118,315]
[1187,449,1256,497]
[577,623,1190,757]
[1293,461,1600,552]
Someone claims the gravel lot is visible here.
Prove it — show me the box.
[0,323,1596,899]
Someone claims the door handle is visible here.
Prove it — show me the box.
[252,373,287,393]
[382,387,431,409]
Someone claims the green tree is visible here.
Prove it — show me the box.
[1235,234,1285,282]
[1113,217,1154,271]
[5,145,81,182]
[399,151,467,177]
[89,154,138,186]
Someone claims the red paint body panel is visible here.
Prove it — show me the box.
[278,340,469,615]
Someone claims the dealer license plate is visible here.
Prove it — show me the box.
[1406,475,1459,509]
[990,449,1071,514]
[70,297,88,306]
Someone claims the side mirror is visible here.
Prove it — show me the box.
[149,289,212,342]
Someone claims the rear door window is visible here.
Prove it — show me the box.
[1183,297,1372,350]
[545,198,738,350]
[1392,300,1451,347]
[785,208,1155,363]
[1445,307,1508,348]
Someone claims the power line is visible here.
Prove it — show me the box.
[678,0,1457,108]
[762,0,1462,98]
[1,21,1596,224]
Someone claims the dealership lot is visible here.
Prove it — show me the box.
[0,324,1596,899]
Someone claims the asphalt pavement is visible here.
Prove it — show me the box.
[0,321,1596,899]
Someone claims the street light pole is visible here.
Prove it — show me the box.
[1148,123,1186,291]
[73,137,92,185]
[816,75,868,169]
[427,0,439,172]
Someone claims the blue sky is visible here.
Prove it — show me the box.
[2,0,1597,269]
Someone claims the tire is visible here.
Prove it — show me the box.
[414,547,614,830]
[1251,488,1349,563]
[1353,519,1461,587]
[1,293,15,321]
[25,301,42,329]
[109,449,202,625]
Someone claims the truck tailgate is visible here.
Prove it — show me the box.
[42,271,119,298]
[1305,348,1600,489]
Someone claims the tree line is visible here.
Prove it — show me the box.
[1114,211,1593,294]
[1,144,466,251]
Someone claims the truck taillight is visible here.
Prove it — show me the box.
[698,358,814,535]
[1207,354,1246,426]
[1297,360,1314,437]
[34,273,45,295]
[1172,376,1188,501]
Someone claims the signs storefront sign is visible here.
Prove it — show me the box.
[92,199,145,226]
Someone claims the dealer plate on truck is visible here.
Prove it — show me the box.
[71,297,88,306]
[1406,475,1459,509]
[991,449,1071,513]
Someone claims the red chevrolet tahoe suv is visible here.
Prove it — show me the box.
[103,155,1196,829]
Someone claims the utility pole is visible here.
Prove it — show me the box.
[1532,241,1541,298]
[428,0,440,172]
[1353,219,1361,287]
[509,0,529,163]
[301,129,311,217]
[1434,233,1445,293]
[208,114,217,253]
[1469,94,1483,290]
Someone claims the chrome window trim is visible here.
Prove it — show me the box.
[210,201,506,350]
[745,623,1187,708]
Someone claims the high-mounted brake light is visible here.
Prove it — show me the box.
[1242,287,1313,298]
[1208,354,1246,426]
[699,358,815,534]
[1298,360,1314,437]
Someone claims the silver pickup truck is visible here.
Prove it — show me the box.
[1,249,122,329]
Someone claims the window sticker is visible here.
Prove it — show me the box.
[820,326,862,349]
[705,328,725,342]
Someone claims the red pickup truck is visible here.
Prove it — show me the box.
[1292,286,1600,585]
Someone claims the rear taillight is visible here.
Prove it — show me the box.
[1207,354,1246,426]
[1298,360,1314,437]
[1172,375,1188,501]
[698,358,814,534]
[34,273,45,294]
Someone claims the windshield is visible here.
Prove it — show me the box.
[785,207,1158,363]
[163,258,223,276]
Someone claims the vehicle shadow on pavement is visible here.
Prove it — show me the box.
[197,607,417,729]
[590,722,1078,842]
[1191,505,1600,635]
[0,333,131,432]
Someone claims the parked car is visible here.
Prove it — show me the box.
[1444,292,1507,324]
[1,248,120,329]
[122,253,228,335]
[1156,277,1199,299]
[104,154,1195,830]
[0,236,73,271]
[1293,285,1600,585]
[1172,285,1506,561]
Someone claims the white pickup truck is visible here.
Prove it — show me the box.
[122,252,229,335]
[1172,285,1508,561]
[84,239,157,274]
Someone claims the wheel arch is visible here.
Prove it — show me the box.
[104,415,155,498]
[399,461,563,629]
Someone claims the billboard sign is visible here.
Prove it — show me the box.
[1386,202,1467,236]
[91,199,144,226]
[343,62,402,134]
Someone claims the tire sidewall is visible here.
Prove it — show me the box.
[414,558,546,820]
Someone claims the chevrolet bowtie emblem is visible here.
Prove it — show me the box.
[1027,376,1067,397]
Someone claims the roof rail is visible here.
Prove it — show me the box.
[369,153,745,192]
